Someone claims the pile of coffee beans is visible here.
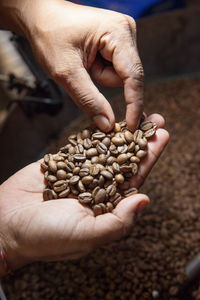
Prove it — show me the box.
[41,120,156,215]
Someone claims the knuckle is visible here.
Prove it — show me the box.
[126,15,136,31]
[130,63,144,83]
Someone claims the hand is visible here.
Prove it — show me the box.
[0,114,169,275]
[0,0,144,131]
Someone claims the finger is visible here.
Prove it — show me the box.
[99,20,144,131]
[90,57,123,87]
[146,113,165,128]
[56,55,115,132]
[92,194,149,245]
[130,128,170,187]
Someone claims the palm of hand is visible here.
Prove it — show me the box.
[0,115,169,270]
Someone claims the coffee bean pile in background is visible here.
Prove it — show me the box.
[2,77,200,299]
[41,120,156,215]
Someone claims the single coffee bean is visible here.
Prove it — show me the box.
[66,172,73,179]
[143,128,156,139]
[98,154,107,164]
[117,153,128,165]
[99,203,107,213]
[98,175,105,187]
[43,189,57,201]
[91,156,99,164]
[90,165,100,176]
[92,139,100,146]
[44,171,49,181]
[68,137,77,146]
[81,129,91,139]
[136,150,147,159]
[77,180,86,193]
[106,166,114,175]
[53,180,67,187]
[101,170,113,181]
[102,137,111,147]
[106,202,114,212]
[118,144,128,154]
[92,186,100,198]
[69,175,80,185]
[137,137,147,149]
[119,181,130,190]
[57,170,67,180]
[109,144,118,155]
[70,186,79,196]
[93,204,103,216]
[67,154,74,162]
[92,132,106,140]
[59,187,70,198]
[106,184,117,197]
[83,138,92,149]
[130,156,140,163]
[140,120,153,131]
[79,192,93,204]
[94,188,107,204]
[111,136,124,146]
[86,148,98,157]
[113,197,122,207]
[107,156,116,165]
[112,162,120,173]
[128,142,135,152]
[123,187,138,197]
[41,162,48,172]
[96,164,104,171]
[44,154,50,164]
[131,163,138,175]
[73,166,80,175]
[47,175,57,183]
[96,142,107,154]
[119,120,126,128]
[81,175,93,185]
[74,154,86,162]
[135,145,140,152]
[75,144,84,154]
[124,130,134,143]
[54,183,68,193]
[133,129,143,143]
[48,160,57,173]
[68,146,75,155]
[57,162,66,170]
[115,174,125,184]
[114,123,121,132]
[120,164,132,173]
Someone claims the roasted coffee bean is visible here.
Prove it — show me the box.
[86,148,98,157]
[143,128,156,139]
[89,178,99,189]
[93,204,102,216]
[78,192,93,204]
[130,156,140,163]
[109,144,118,155]
[136,150,147,159]
[44,154,50,164]
[47,175,57,183]
[91,139,100,146]
[90,165,99,176]
[137,138,147,149]
[106,166,114,175]
[140,120,154,131]
[74,154,86,162]
[120,164,132,173]
[134,145,140,152]
[71,186,79,196]
[48,160,57,173]
[98,175,105,187]
[92,186,100,198]
[81,176,93,185]
[66,172,73,179]
[68,137,77,146]
[83,138,92,149]
[124,130,134,143]
[114,123,121,132]
[67,154,74,162]
[54,183,68,193]
[123,187,138,197]
[106,202,114,212]
[69,176,80,185]
[128,142,135,152]
[53,180,67,187]
[98,154,107,164]
[106,184,117,197]
[111,136,124,146]
[57,170,67,180]
[117,153,128,165]
[73,167,80,175]
[115,174,125,184]
[81,129,91,139]
[102,137,111,147]
[99,203,107,213]
[110,193,122,205]
[104,180,113,188]
[101,170,113,180]
[133,129,143,143]
[43,189,56,200]
[91,156,99,164]
[96,142,107,154]
[57,162,66,170]
[118,144,128,154]
[77,180,86,193]
[92,132,106,139]
[68,146,75,154]
[107,156,116,165]
[96,164,104,171]
[41,162,48,172]
[119,181,130,190]
[59,187,70,198]
[131,163,138,175]
[79,168,90,177]
[94,189,106,204]
[112,162,120,173]
[75,144,84,154]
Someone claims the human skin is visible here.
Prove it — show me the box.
[0,114,169,277]
[0,0,144,131]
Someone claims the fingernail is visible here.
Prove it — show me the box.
[136,200,148,213]
[93,115,110,131]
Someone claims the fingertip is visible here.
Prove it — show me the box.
[146,113,165,128]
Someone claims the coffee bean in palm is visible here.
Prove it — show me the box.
[47,175,57,183]
[95,188,107,204]
[41,162,48,172]
[101,170,113,181]
[74,154,86,162]
[143,128,156,139]
[44,154,50,164]
[123,187,138,197]
[54,183,68,193]
[83,138,92,149]
[137,137,147,149]
[68,146,75,154]
[98,175,105,187]
[107,156,116,165]
[57,161,66,170]
[133,129,143,143]
[120,164,132,173]
[115,174,125,184]
[124,130,134,143]
[119,181,130,190]
[73,167,80,175]
[136,150,147,159]
[93,204,103,216]
[106,166,114,175]
[86,148,98,157]
[79,168,90,177]
[59,187,70,198]
[112,162,120,173]
[99,202,107,213]
[53,155,64,162]
[102,137,111,147]
[78,180,86,193]
[106,202,114,212]
[48,160,57,173]
[43,189,56,201]
[117,153,128,165]
[81,175,93,185]
[140,120,154,131]
[96,142,107,154]
[98,153,107,164]
[90,165,99,176]
[111,136,124,146]
[131,163,138,175]
[106,184,117,197]
[134,145,140,152]
[128,141,135,152]
[114,123,121,132]
[130,156,140,163]
[57,170,67,180]
[78,192,93,204]
[69,175,80,185]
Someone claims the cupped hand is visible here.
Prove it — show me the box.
[16,0,144,131]
[0,114,169,273]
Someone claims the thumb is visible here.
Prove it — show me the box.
[91,194,149,246]
[56,56,115,132]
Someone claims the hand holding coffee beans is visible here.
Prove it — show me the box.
[41,119,157,216]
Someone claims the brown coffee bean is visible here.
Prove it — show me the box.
[98,154,107,164]
[73,167,80,175]
[112,162,120,173]
[94,189,106,204]
[57,162,66,170]
[115,174,125,184]
[78,192,93,204]
[102,137,111,147]
[111,193,122,206]
[143,128,156,139]
[68,146,75,154]
[43,188,57,201]
[106,202,114,212]
[44,154,50,164]
[81,175,93,185]
[119,181,130,190]
[96,142,107,154]
[93,204,103,216]
[57,170,67,180]
[41,162,48,172]
[117,153,128,165]
[140,120,154,131]
[74,154,86,162]
[53,155,64,162]
[53,180,66,187]
[109,144,118,155]
[92,132,106,139]
[96,164,104,171]
[111,136,124,146]
[106,166,114,175]
[81,129,91,139]
[135,145,140,152]
[54,183,67,193]
[137,138,147,149]
[124,130,134,143]
[59,187,70,198]
[91,156,99,164]
[47,175,57,183]
[68,137,77,146]
[128,142,135,152]
[83,138,92,149]
[130,156,140,163]
[136,150,147,159]
[123,187,138,197]
[133,129,143,143]
[77,180,86,193]
[48,160,57,173]
[67,154,74,162]
[120,164,132,173]
[75,144,84,154]
[89,180,98,191]
[101,170,113,180]
[66,172,73,179]
[92,186,100,198]
[106,184,117,197]
[114,123,121,132]
[69,175,80,185]
[107,156,116,165]
[90,165,100,176]
[86,148,98,157]
[131,163,138,175]
[98,175,105,188]
[99,203,107,213]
